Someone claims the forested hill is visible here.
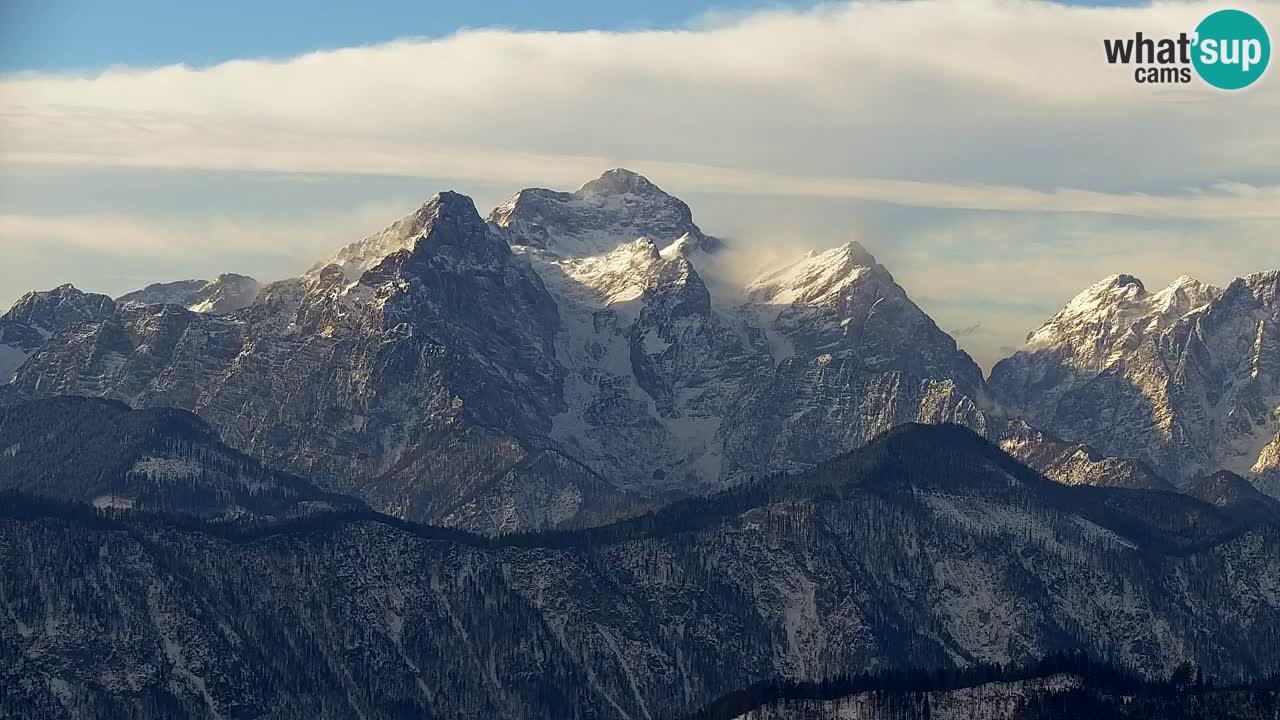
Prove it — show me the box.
[2,423,1279,718]
[0,396,362,518]
[682,653,1280,720]
[4,420,1274,554]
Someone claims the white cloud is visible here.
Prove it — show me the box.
[0,203,411,258]
[2,0,1280,369]
[3,0,1280,217]
[0,201,418,310]
[872,212,1280,368]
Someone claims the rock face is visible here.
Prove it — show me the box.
[1183,469,1280,524]
[0,396,357,517]
[741,243,984,397]
[989,271,1280,494]
[515,235,769,490]
[997,419,1173,491]
[720,242,989,481]
[2,425,1278,719]
[117,274,260,314]
[0,284,116,383]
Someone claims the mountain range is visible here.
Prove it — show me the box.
[990,271,1280,496]
[1,169,1279,718]
[2,169,1276,533]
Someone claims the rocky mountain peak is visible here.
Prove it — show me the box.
[217,272,251,282]
[2,284,115,330]
[1148,274,1216,315]
[119,273,261,315]
[1074,272,1146,301]
[1037,273,1146,328]
[576,167,662,197]
[1183,469,1280,519]
[616,236,663,262]
[488,169,711,257]
[745,241,885,307]
[317,191,500,281]
[406,191,505,258]
[420,190,486,226]
[836,240,879,267]
[1022,273,1219,355]
[1112,273,1145,291]
[1239,269,1280,307]
[736,238,985,402]
[196,273,261,314]
[657,232,701,260]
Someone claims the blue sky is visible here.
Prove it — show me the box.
[1,0,1143,71]
[1,0,1275,369]
[2,0,832,71]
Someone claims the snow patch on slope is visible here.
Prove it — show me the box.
[0,343,29,383]
[92,495,136,510]
[746,244,874,307]
[1071,516,1138,550]
[131,456,204,482]
[519,238,738,489]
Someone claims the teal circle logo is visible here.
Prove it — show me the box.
[1192,9,1270,90]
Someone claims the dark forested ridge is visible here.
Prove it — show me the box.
[510,422,1277,554]
[3,420,1272,555]
[2,422,1280,719]
[682,653,1280,720]
[0,396,362,517]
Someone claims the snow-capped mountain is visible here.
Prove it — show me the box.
[715,242,993,481]
[989,271,1280,493]
[742,242,983,396]
[5,170,1280,719]
[117,273,260,314]
[491,173,989,490]
[2,169,1262,530]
